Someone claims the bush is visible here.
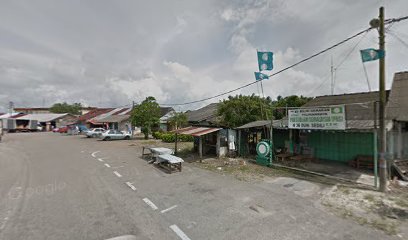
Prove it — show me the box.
[152,131,194,142]
[152,131,162,139]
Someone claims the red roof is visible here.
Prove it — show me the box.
[77,108,114,122]
[112,108,131,115]
[174,126,221,137]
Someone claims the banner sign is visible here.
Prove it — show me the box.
[288,105,346,130]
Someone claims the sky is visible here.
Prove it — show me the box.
[1,0,408,112]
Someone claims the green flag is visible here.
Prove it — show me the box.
[360,48,384,62]
[257,51,273,71]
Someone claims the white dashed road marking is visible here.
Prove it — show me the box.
[97,158,104,162]
[104,163,111,168]
[112,165,124,169]
[91,151,100,158]
[125,182,137,191]
[142,198,158,210]
[161,205,178,214]
[113,171,122,178]
[170,225,191,240]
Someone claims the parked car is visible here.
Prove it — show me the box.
[100,129,132,141]
[86,128,105,138]
[58,126,68,133]
[52,127,60,133]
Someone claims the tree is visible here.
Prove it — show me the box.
[217,94,273,128]
[131,96,161,139]
[168,112,188,130]
[271,95,313,119]
[50,102,82,115]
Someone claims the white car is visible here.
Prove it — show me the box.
[100,129,132,141]
[86,128,105,138]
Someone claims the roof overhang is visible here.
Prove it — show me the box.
[173,126,221,137]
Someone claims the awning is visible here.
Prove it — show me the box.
[173,126,221,137]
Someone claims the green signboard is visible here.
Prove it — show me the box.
[288,105,346,130]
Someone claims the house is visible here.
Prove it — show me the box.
[91,108,132,131]
[17,113,77,131]
[176,103,235,158]
[76,108,114,129]
[187,103,220,126]
[159,107,175,131]
[386,71,408,159]
[236,71,408,165]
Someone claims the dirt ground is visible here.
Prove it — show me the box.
[131,136,408,237]
[190,156,408,237]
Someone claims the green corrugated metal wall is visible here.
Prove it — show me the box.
[238,130,289,156]
[308,131,374,163]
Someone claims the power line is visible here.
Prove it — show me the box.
[388,31,408,50]
[161,27,373,106]
[161,15,408,107]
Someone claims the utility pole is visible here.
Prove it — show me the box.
[8,101,14,115]
[378,7,387,192]
[131,101,135,135]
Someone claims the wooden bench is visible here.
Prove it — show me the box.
[275,153,293,162]
[349,155,374,170]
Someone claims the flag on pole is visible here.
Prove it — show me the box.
[254,72,269,81]
[257,51,274,71]
[360,48,385,62]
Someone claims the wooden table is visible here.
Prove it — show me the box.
[142,147,174,159]
[156,154,184,174]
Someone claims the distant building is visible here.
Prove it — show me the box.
[186,103,220,126]
[14,107,97,115]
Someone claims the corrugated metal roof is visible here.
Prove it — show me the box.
[17,113,70,122]
[236,120,272,129]
[96,115,130,123]
[187,103,219,124]
[174,126,221,136]
[0,113,22,119]
[78,108,114,122]
[386,71,408,121]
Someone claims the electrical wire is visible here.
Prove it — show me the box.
[388,31,408,50]
[160,15,408,107]
[160,27,373,106]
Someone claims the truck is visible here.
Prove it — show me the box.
[3,118,38,133]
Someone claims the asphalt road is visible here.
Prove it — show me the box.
[0,133,399,240]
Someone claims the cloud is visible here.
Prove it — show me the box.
[0,0,407,113]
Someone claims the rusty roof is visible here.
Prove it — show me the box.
[174,126,221,136]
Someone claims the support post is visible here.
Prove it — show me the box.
[397,122,402,159]
[216,131,221,158]
[175,132,178,156]
[373,130,378,189]
[199,136,203,161]
[378,6,388,192]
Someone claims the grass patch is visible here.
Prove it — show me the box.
[370,219,398,235]
[338,186,351,195]
[393,198,408,208]
[363,194,375,202]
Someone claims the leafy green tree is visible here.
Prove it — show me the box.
[50,102,82,115]
[131,96,161,139]
[168,112,188,130]
[271,95,313,119]
[217,94,273,128]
